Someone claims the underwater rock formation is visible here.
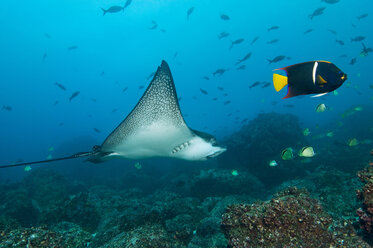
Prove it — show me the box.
[221,187,369,247]
[88,189,203,247]
[219,112,307,187]
[0,187,39,227]
[0,224,91,248]
[98,224,183,248]
[221,187,333,247]
[165,214,194,244]
[356,151,373,237]
[22,169,72,209]
[2,156,372,247]
[42,191,101,233]
[86,186,254,248]
[273,166,361,220]
[0,169,99,233]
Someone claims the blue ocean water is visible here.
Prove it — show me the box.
[0,0,373,246]
[0,0,372,165]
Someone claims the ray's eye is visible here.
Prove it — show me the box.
[93,145,101,152]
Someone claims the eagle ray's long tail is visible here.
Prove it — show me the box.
[0,151,94,169]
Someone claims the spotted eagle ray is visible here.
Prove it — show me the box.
[0,61,226,169]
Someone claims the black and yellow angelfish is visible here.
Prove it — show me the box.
[272,61,347,99]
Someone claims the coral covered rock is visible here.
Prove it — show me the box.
[274,166,361,220]
[22,169,72,209]
[88,188,205,247]
[42,191,100,233]
[0,169,100,234]
[356,157,373,236]
[0,225,91,248]
[165,214,194,244]
[0,187,39,227]
[98,224,182,248]
[187,232,227,248]
[221,187,367,247]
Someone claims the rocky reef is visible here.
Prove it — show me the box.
[0,112,372,247]
[87,188,252,248]
[0,168,255,248]
[356,149,373,242]
[221,187,369,247]
[0,164,372,247]
[0,224,92,248]
[273,165,362,220]
[0,169,100,233]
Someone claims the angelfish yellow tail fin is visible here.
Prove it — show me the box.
[273,74,288,92]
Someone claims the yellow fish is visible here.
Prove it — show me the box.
[326,131,334,137]
[134,162,142,170]
[303,128,311,136]
[269,160,278,167]
[354,106,363,111]
[281,148,294,160]
[299,146,316,157]
[341,107,357,118]
[348,138,359,147]
[315,104,327,113]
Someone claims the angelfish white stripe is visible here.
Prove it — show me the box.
[311,92,328,98]
[312,62,318,85]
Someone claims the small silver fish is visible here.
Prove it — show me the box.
[101,6,124,16]
[69,91,80,101]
